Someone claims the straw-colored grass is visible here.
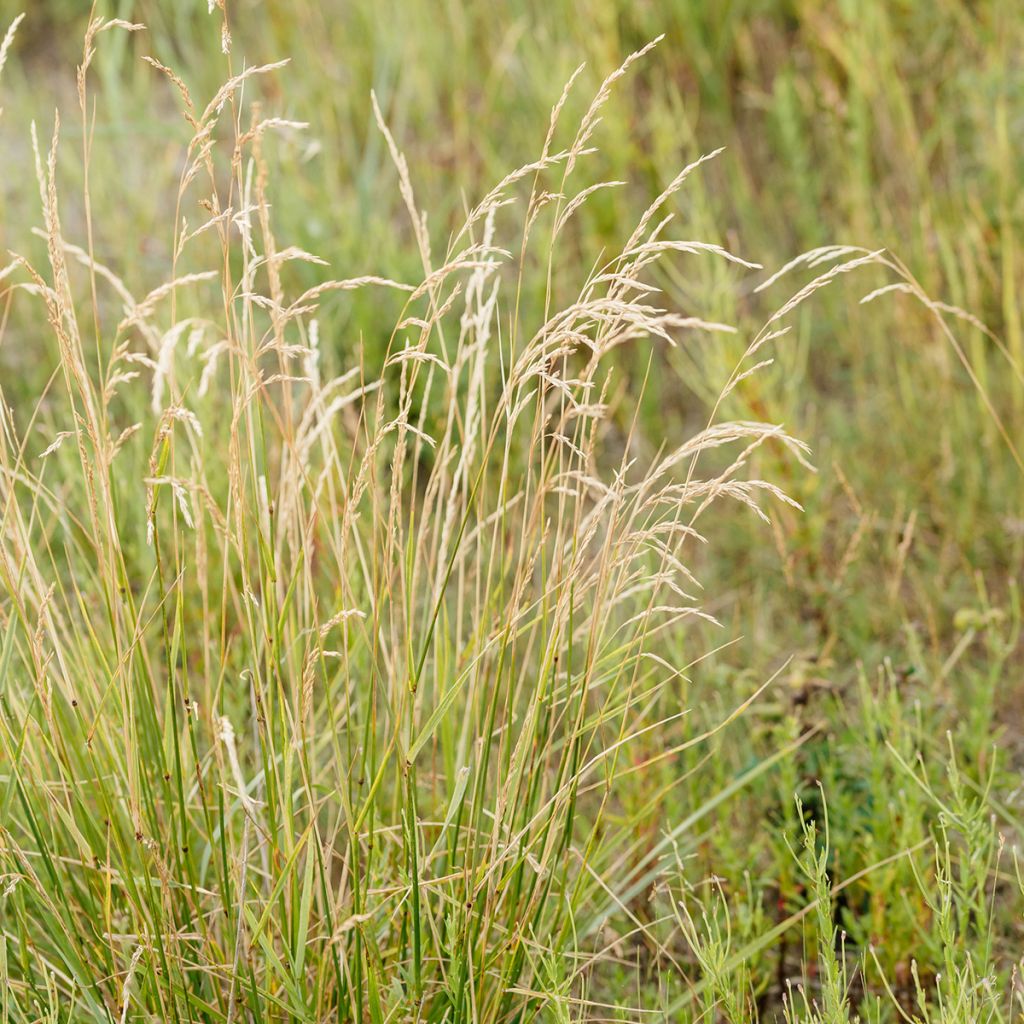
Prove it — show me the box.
[0,7,1021,1023]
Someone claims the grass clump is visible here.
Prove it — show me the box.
[0,17,817,1022]
[0,6,1022,1023]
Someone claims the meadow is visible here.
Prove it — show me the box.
[0,1,1021,1021]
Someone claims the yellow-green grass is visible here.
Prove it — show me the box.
[0,3,1021,1022]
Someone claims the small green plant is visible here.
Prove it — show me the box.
[871,739,1015,1024]
[782,793,857,1024]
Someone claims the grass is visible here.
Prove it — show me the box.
[0,2,1022,1022]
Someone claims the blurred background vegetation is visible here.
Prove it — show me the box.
[4,0,1019,673]
[0,0,1021,1015]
